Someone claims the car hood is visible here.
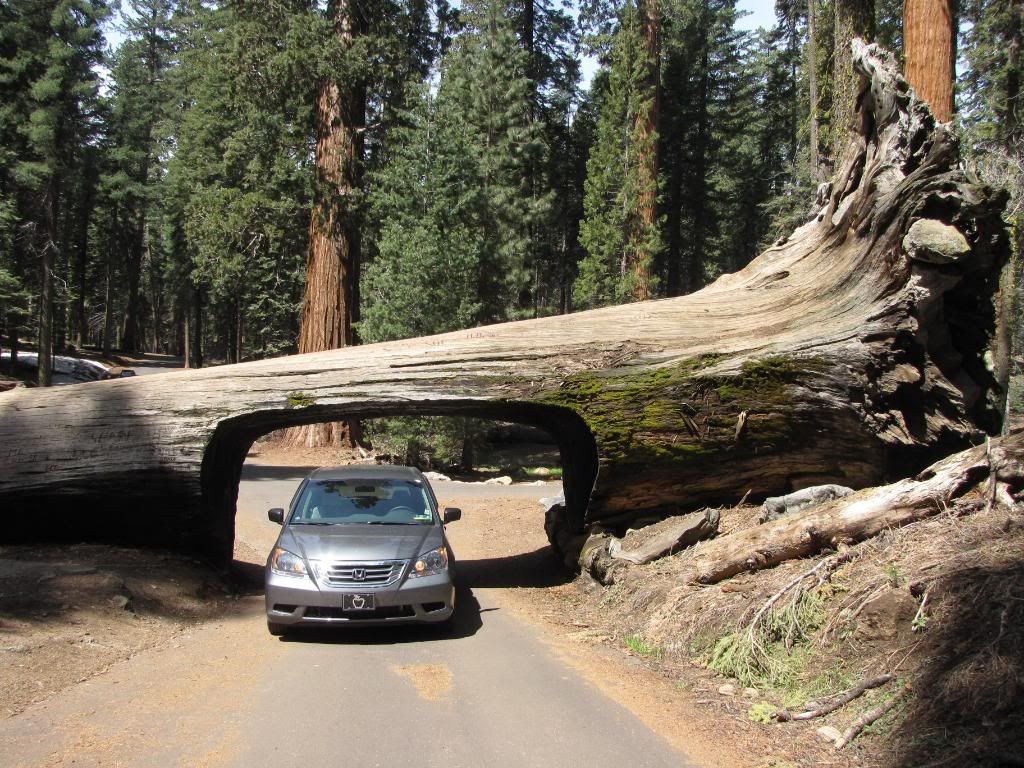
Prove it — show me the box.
[280,524,442,563]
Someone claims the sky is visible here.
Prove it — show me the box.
[102,1,783,92]
[736,0,778,32]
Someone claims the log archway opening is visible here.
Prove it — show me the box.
[201,401,600,561]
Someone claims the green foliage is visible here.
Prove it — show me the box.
[365,416,487,470]
[960,0,1024,150]
[0,265,29,312]
[624,634,663,658]
[362,0,550,339]
[747,701,778,724]
[883,562,903,588]
[286,392,316,408]
[708,584,832,690]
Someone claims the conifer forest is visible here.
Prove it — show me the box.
[0,0,1020,379]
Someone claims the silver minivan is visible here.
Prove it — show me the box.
[264,465,460,635]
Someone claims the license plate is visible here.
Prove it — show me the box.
[343,593,375,611]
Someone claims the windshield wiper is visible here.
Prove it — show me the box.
[362,521,426,525]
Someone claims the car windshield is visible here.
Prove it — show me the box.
[290,479,435,525]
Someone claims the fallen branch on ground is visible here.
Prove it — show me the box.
[835,683,912,749]
[776,673,894,722]
[748,552,852,665]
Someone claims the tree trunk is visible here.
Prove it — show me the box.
[6,311,18,373]
[287,0,365,449]
[191,287,203,369]
[0,42,1011,563]
[831,0,874,164]
[121,218,144,353]
[903,0,956,122]
[38,176,58,387]
[183,303,191,368]
[102,207,116,359]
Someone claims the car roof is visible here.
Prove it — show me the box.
[307,465,425,482]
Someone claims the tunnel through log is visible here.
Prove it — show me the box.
[202,402,598,561]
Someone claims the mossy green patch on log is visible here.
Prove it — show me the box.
[285,392,316,408]
[537,354,832,467]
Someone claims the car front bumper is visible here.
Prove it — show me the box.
[265,568,455,627]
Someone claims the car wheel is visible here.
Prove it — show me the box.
[267,621,288,637]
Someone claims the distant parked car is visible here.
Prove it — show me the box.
[102,366,136,379]
[264,465,461,636]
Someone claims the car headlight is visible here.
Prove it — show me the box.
[409,546,448,578]
[270,547,308,577]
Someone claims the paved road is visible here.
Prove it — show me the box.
[2,467,694,768]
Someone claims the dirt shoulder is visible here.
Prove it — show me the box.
[0,543,242,718]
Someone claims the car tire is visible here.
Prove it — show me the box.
[267,621,288,637]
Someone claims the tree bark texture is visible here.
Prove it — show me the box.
[903,0,956,123]
[287,0,365,449]
[831,0,875,164]
[0,42,1011,562]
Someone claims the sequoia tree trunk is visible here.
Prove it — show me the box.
[903,0,956,122]
[0,41,1011,563]
[286,0,365,449]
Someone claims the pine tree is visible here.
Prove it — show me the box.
[107,1,176,352]
[961,0,1023,148]
[0,0,107,384]
[361,85,483,342]
[658,0,751,293]
[577,0,662,308]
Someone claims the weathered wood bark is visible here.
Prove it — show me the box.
[0,42,1011,562]
[903,0,956,123]
[685,430,1024,585]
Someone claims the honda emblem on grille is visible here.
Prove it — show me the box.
[352,568,366,581]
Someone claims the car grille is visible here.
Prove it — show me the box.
[321,560,405,588]
[304,605,415,620]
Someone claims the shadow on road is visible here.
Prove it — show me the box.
[457,546,570,589]
[239,464,317,482]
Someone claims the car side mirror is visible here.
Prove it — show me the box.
[443,507,462,524]
[268,508,285,524]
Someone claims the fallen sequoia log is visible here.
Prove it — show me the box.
[0,42,1012,562]
[683,430,1024,585]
